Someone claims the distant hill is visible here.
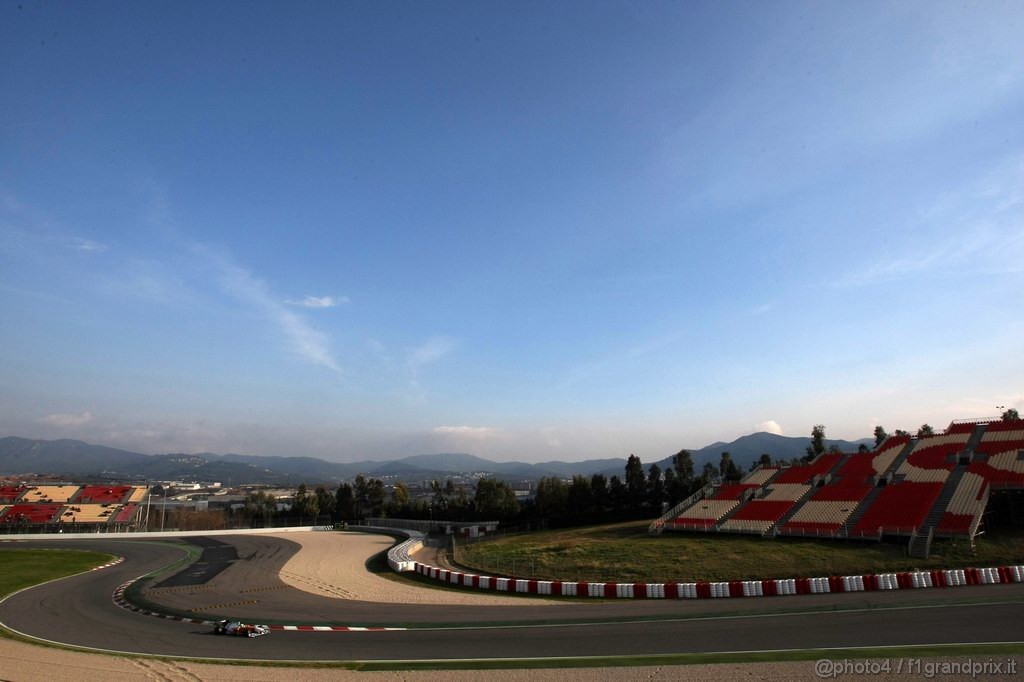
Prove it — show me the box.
[0,436,149,476]
[0,437,294,484]
[0,431,872,485]
[645,432,874,475]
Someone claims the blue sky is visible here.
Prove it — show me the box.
[2,1,1023,464]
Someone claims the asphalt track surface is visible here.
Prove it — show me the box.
[1,536,1023,662]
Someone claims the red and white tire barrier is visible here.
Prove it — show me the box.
[410,562,1024,599]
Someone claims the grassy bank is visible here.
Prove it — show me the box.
[454,521,1024,582]
[0,549,116,599]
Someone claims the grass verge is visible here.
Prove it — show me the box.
[0,549,116,600]
[455,521,1024,582]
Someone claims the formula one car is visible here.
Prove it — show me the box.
[213,619,270,638]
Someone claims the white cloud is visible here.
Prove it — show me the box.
[431,425,495,439]
[198,246,341,373]
[754,420,783,435]
[285,295,349,309]
[409,336,457,367]
[39,411,94,427]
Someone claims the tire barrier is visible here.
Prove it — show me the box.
[409,561,1024,600]
[384,530,424,572]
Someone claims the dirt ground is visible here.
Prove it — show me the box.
[271,531,556,606]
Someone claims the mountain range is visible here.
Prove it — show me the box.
[0,432,873,485]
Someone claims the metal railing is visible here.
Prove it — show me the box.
[647,481,716,535]
[969,485,991,546]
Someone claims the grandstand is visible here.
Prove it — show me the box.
[0,484,149,532]
[0,485,26,503]
[73,485,134,504]
[58,504,120,523]
[22,485,78,503]
[0,503,64,524]
[652,417,1024,556]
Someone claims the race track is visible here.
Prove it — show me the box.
[1,534,1022,663]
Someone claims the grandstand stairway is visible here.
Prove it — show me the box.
[886,439,918,479]
[966,423,988,454]
[712,487,759,527]
[909,465,968,558]
[769,484,822,533]
[907,528,932,559]
[758,467,783,486]
[842,440,918,537]
[843,486,885,537]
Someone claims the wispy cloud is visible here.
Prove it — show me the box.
[66,237,108,253]
[837,157,1024,288]
[409,336,457,367]
[837,230,994,288]
[198,246,341,373]
[285,295,349,309]
[560,329,688,389]
[400,336,458,403]
[39,411,94,427]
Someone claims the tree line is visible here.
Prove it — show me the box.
[238,449,747,528]
[241,410,1023,529]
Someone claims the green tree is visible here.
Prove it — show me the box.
[473,478,519,519]
[385,481,409,512]
[719,452,741,481]
[566,475,592,517]
[873,426,888,448]
[662,467,679,505]
[806,424,826,461]
[242,490,277,520]
[590,473,609,511]
[608,475,627,510]
[672,450,695,489]
[669,449,696,500]
[647,463,664,509]
[894,429,910,437]
[698,461,717,486]
[291,483,319,518]
[1002,408,1020,422]
[535,476,568,518]
[315,486,336,519]
[367,478,386,517]
[757,453,773,468]
[353,475,370,518]
[917,424,934,438]
[624,454,646,507]
[335,484,356,521]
